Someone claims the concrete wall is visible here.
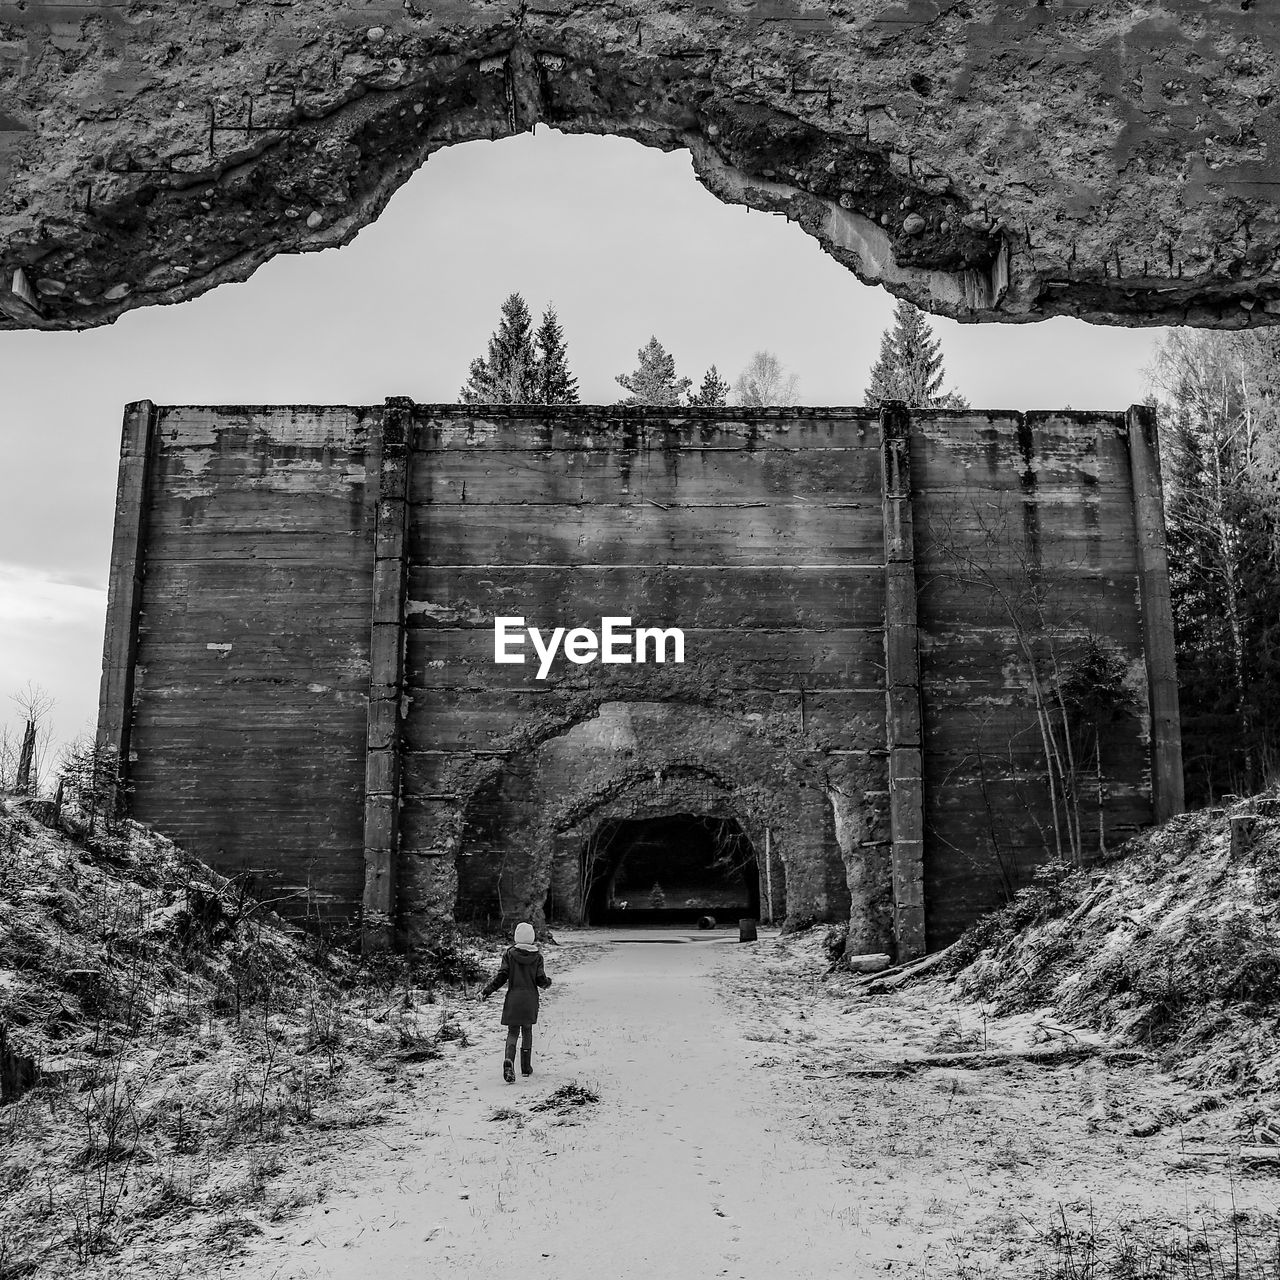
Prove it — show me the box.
[100,404,378,922]
[398,409,883,945]
[911,411,1167,944]
[100,401,1178,956]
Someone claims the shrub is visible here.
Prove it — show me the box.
[822,923,849,965]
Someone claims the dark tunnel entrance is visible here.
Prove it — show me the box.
[580,814,760,926]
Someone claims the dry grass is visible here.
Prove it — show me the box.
[954,1202,1280,1280]
[529,1081,600,1113]
[729,838,1280,1280]
[0,796,496,1279]
[943,798,1280,1108]
[487,1106,525,1123]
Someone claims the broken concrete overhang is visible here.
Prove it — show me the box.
[1,1,1278,332]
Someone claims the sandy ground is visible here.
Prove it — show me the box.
[237,929,1280,1280]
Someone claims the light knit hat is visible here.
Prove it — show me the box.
[514,921,536,945]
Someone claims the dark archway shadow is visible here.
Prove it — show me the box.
[579,813,761,927]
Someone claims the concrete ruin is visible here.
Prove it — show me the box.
[99,401,1182,958]
[1,4,1279,332]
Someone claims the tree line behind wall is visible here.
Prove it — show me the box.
[1151,329,1280,806]
[459,293,965,411]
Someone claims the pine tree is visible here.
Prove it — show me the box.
[459,293,539,404]
[1152,329,1280,802]
[688,365,731,408]
[532,306,579,406]
[615,337,692,406]
[864,299,968,408]
[57,736,124,834]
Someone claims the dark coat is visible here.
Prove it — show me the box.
[481,945,551,1026]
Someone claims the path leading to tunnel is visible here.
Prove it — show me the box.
[249,930,1278,1280]
[253,931,872,1280]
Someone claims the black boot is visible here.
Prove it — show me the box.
[503,1056,515,1083]
[520,1046,533,1077]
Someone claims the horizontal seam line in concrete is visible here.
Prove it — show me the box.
[401,747,888,756]
[411,563,889,570]
[408,502,884,508]
[410,626,886,633]
[404,685,887,694]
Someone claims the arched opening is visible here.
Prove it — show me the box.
[578,814,762,927]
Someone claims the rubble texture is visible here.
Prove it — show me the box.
[945,799,1280,1103]
[0,794,500,1277]
[1,1,1279,330]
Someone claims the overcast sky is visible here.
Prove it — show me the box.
[0,127,1168,761]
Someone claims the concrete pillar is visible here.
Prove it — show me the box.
[97,400,157,800]
[1125,405,1185,825]
[879,402,927,960]
[362,398,413,951]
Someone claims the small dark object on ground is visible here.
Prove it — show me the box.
[395,1045,442,1064]
[415,934,487,984]
[697,915,717,930]
[739,918,758,943]
[436,1016,467,1043]
[530,1082,600,1113]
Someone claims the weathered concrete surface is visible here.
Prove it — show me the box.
[101,402,1174,956]
[403,410,886,947]
[3,2,1280,331]
[115,404,378,923]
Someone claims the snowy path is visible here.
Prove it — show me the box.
[247,930,1280,1280]
[253,932,869,1280]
